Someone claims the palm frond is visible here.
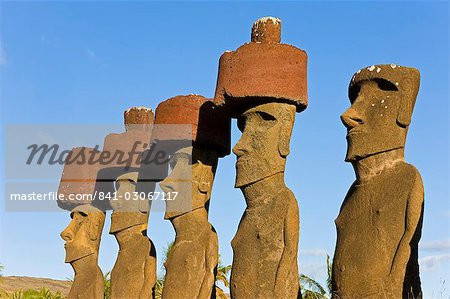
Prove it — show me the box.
[104,271,111,299]
[215,285,230,299]
[302,289,328,299]
[216,254,231,288]
[326,255,332,293]
[299,274,327,296]
[154,277,164,299]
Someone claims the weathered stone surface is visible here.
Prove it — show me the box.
[332,64,423,299]
[160,146,219,299]
[251,16,281,44]
[214,17,307,115]
[152,94,231,157]
[213,17,304,299]
[57,147,101,211]
[154,95,230,299]
[124,106,154,132]
[100,107,157,299]
[345,64,421,160]
[60,204,105,299]
[230,102,300,299]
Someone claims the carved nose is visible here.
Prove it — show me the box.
[159,179,174,193]
[60,227,74,242]
[340,108,364,129]
[232,137,250,157]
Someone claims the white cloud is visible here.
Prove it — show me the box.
[300,249,328,257]
[299,262,327,279]
[420,239,450,252]
[419,254,450,272]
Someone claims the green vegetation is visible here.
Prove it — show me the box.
[215,256,232,299]
[8,288,64,299]
[1,263,9,298]
[103,271,111,299]
[299,254,333,299]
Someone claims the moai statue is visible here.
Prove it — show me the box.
[332,65,424,299]
[59,147,105,299]
[100,107,157,299]
[214,17,307,298]
[151,95,230,299]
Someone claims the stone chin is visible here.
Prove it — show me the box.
[344,133,405,162]
[234,158,284,188]
[65,244,95,263]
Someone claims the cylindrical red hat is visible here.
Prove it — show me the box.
[152,94,231,157]
[57,147,101,211]
[214,17,308,116]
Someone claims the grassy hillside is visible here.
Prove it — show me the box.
[0,276,71,297]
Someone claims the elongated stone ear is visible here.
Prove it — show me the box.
[197,161,211,194]
[193,147,218,195]
[397,69,420,127]
[278,105,295,157]
[199,181,210,194]
[80,206,104,242]
[88,215,99,241]
[279,129,290,157]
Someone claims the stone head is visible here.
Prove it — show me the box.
[233,102,296,188]
[60,204,105,263]
[160,146,218,217]
[153,95,230,218]
[341,65,420,162]
[111,171,149,213]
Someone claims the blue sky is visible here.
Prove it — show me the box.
[0,1,449,297]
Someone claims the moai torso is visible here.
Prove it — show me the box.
[152,95,230,299]
[334,162,423,298]
[68,255,105,299]
[163,208,219,299]
[231,185,299,298]
[214,17,307,299]
[332,65,424,299]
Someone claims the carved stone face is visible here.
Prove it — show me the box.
[160,146,217,218]
[233,102,295,188]
[113,172,142,212]
[60,206,104,263]
[109,171,151,234]
[341,80,406,162]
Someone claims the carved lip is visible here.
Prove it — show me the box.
[347,128,364,136]
[235,158,248,165]
[64,242,74,248]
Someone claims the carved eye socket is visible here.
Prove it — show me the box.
[128,179,137,187]
[79,211,88,217]
[237,117,246,132]
[170,153,192,170]
[375,78,398,91]
[258,111,276,121]
[169,156,177,171]
[349,85,361,103]
[349,78,398,103]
